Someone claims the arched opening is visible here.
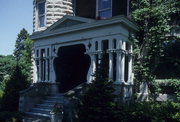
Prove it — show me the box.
[54,44,90,93]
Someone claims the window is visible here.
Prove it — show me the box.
[97,0,112,19]
[38,2,45,27]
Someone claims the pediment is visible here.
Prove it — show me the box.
[46,15,95,32]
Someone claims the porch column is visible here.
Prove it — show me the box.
[32,49,37,83]
[120,41,125,83]
[39,49,42,82]
[115,51,121,83]
[115,40,122,84]
[45,48,50,82]
[92,53,97,80]
[51,46,57,83]
[108,39,113,80]
[98,40,103,63]
[128,44,133,84]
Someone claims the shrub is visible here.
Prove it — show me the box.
[157,79,180,94]
[0,111,22,122]
[113,101,180,122]
[78,55,115,122]
[1,65,29,111]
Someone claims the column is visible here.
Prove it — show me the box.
[92,53,97,80]
[120,41,125,83]
[45,48,49,82]
[51,46,57,83]
[86,52,97,83]
[98,40,102,63]
[39,49,42,82]
[128,47,132,84]
[109,52,113,80]
[116,51,121,83]
[108,39,113,80]
[32,49,37,83]
[115,40,122,84]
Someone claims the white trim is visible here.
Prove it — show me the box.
[31,15,139,40]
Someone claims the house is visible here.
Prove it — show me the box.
[19,0,139,120]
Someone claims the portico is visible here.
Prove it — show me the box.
[31,15,138,97]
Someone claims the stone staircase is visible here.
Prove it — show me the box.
[23,93,64,122]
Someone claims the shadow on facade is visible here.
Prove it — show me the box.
[54,44,90,93]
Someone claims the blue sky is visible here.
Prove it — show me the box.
[0,0,33,55]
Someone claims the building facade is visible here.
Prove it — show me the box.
[31,0,137,98]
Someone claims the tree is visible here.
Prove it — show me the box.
[14,28,33,83]
[14,28,29,61]
[2,65,29,111]
[78,55,115,122]
[19,38,33,83]
[130,0,179,94]
[0,55,16,82]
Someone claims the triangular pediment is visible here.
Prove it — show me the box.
[46,15,95,32]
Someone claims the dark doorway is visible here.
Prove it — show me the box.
[54,44,90,93]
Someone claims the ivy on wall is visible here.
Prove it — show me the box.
[130,0,179,95]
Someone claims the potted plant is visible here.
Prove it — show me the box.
[50,103,63,122]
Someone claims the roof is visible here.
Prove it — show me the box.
[31,15,139,40]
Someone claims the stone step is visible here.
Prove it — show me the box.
[25,111,50,118]
[45,96,64,101]
[42,100,64,105]
[31,108,51,114]
[24,93,64,121]
[36,103,54,109]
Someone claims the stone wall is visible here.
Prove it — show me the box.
[33,0,74,32]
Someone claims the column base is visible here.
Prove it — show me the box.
[114,83,133,103]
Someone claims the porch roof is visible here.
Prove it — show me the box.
[31,15,139,40]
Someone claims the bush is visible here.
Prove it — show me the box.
[0,111,22,122]
[155,79,180,101]
[113,101,180,122]
[78,55,115,122]
[156,79,180,94]
[1,65,29,111]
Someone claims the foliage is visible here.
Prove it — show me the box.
[0,111,22,122]
[0,75,10,98]
[50,103,63,114]
[154,40,180,79]
[0,55,16,81]
[112,101,180,122]
[1,65,29,111]
[18,38,33,83]
[78,55,116,122]
[155,79,180,101]
[14,28,29,61]
[130,0,179,95]
[13,28,33,83]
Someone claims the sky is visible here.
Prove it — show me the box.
[0,0,33,55]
